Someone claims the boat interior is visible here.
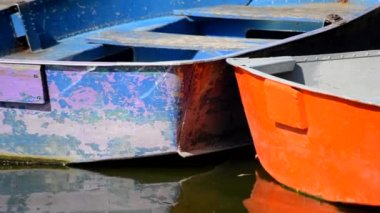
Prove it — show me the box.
[229,50,380,104]
[0,0,377,63]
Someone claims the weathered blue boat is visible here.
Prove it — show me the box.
[0,0,379,164]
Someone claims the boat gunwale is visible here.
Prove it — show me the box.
[1,2,378,67]
[0,22,338,67]
[227,49,380,108]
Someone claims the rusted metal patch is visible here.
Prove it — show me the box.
[0,64,45,104]
[178,61,251,155]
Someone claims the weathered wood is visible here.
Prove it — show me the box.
[174,4,366,21]
[0,1,18,9]
[0,0,32,9]
[87,31,266,51]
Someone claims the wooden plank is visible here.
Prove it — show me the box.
[87,31,266,51]
[174,4,366,21]
[0,0,33,9]
[0,0,19,9]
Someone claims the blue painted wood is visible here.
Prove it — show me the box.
[16,0,250,51]
[4,1,370,61]
[0,8,21,56]
[4,16,191,61]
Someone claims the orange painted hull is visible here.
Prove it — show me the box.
[234,66,380,205]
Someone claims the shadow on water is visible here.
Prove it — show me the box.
[0,145,380,212]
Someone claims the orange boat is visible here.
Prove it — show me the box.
[227,50,380,206]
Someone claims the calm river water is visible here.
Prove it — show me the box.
[0,146,379,212]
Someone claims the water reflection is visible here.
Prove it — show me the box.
[244,169,341,213]
[0,168,182,212]
[0,150,380,212]
[244,168,380,213]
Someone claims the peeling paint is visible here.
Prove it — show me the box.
[0,62,252,163]
[0,65,181,162]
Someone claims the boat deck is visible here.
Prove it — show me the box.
[1,2,369,62]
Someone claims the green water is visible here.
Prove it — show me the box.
[0,147,378,212]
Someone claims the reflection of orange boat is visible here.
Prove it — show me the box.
[227,51,380,206]
[244,171,340,213]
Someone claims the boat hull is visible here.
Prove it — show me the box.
[0,61,249,163]
[227,3,380,205]
[233,61,380,205]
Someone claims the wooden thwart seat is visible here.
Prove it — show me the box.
[86,31,266,51]
[0,0,29,9]
[173,4,365,22]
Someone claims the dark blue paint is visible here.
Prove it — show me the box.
[5,1,342,61]
[0,8,20,56]
[197,18,322,38]
[133,48,197,62]
[5,16,194,61]
[152,17,199,35]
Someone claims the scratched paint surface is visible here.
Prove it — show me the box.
[0,65,182,162]
[0,62,252,163]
